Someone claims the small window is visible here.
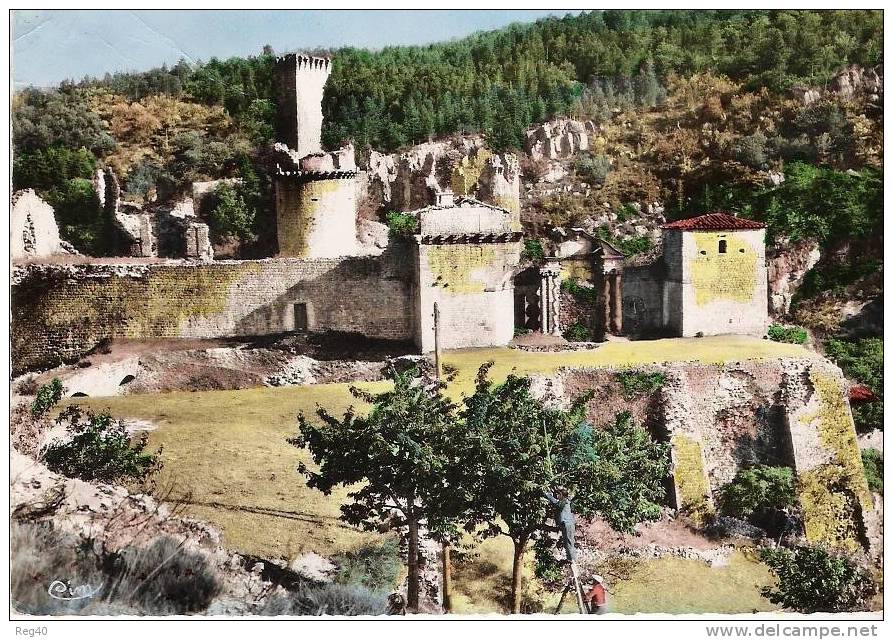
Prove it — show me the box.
[718,239,727,254]
[293,303,308,331]
[739,248,745,253]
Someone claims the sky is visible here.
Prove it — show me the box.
[11,9,569,89]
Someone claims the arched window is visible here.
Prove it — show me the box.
[718,239,727,254]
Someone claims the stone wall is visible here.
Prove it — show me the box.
[274,54,330,158]
[622,261,665,337]
[11,246,415,374]
[414,242,520,352]
[11,190,73,260]
[547,356,873,550]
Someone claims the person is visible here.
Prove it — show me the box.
[584,575,608,615]
[543,486,577,562]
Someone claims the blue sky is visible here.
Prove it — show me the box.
[12,9,570,88]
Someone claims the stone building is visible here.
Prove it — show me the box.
[623,213,769,338]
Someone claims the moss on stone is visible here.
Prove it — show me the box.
[671,433,712,524]
[426,245,497,295]
[798,464,865,552]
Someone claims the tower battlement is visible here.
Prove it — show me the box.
[274,52,332,158]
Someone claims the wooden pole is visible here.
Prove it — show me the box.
[433,302,451,612]
[433,302,442,379]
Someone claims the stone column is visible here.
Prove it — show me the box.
[611,270,623,335]
[539,265,562,336]
[602,275,612,335]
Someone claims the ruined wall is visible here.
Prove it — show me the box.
[11,246,415,374]
[550,357,872,549]
[665,229,768,337]
[414,242,520,352]
[11,190,72,260]
[275,177,358,258]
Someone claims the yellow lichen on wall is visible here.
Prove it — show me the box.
[689,232,757,306]
[450,149,493,196]
[493,194,522,219]
[798,464,865,552]
[795,372,872,549]
[279,179,342,257]
[427,245,497,295]
[671,433,712,523]
[560,259,593,282]
[41,263,262,340]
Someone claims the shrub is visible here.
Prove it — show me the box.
[108,537,221,614]
[332,538,401,593]
[615,202,637,223]
[206,182,256,243]
[718,465,796,519]
[824,336,883,433]
[258,583,386,616]
[10,522,221,616]
[563,322,591,342]
[615,235,653,257]
[759,545,877,613]
[43,405,161,484]
[560,278,598,305]
[767,323,808,345]
[574,152,612,185]
[31,378,64,418]
[522,238,545,263]
[734,131,768,168]
[616,371,665,400]
[861,449,882,494]
[385,211,417,237]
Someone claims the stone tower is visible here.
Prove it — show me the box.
[273,53,358,258]
[274,53,331,157]
[661,212,768,337]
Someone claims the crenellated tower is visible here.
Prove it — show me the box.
[273,53,358,258]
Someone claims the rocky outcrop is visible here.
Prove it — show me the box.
[358,137,521,215]
[11,190,77,260]
[791,64,883,105]
[767,238,821,316]
[524,118,596,161]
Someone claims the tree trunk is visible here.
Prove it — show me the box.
[407,510,420,612]
[441,542,453,613]
[510,536,528,614]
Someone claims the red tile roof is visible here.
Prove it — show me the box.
[662,212,765,231]
[848,384,876,402]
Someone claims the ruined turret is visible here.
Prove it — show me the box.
[274,53,331,158]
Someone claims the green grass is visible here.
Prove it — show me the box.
[73,337,805,611]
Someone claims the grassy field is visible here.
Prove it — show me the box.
[74,338,799,612]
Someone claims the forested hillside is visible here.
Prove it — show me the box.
[11,10,883,428]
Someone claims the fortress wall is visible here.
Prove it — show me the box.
[553,357,873,549]
[12,247,415,374]
[275,177,359,258]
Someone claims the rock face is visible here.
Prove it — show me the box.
[767,238,822,316]
[792,64,883,105]
[11,190,76,260]
[524,118,596,161]
[359,137,521,215]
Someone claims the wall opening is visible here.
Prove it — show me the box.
[513,267,541,331]
[293,303,308,331]
[718,239,727,254]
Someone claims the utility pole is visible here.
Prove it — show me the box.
[433,302,452,613]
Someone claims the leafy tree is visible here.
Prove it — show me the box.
[290,368,468,612]
[13,87,116,156]
[13,146,97,191]
[460,367,669,612]
[43,406,162,484]
[759,545,877,613]
[574,152,612,185]
[385,211,418,238]
[205,182,256,244]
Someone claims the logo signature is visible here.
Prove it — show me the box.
[48,580,103,601]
